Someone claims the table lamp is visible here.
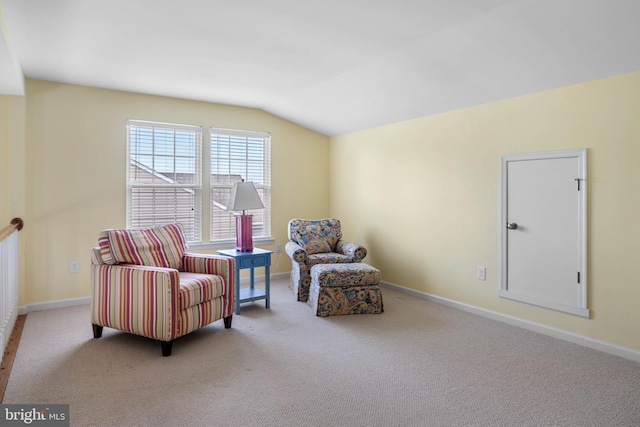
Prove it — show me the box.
[227,180,264,252]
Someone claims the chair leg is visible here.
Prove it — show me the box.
[224,315,233,329]
[161,340,174,357]
[92,324,103,338]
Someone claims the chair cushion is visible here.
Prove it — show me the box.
[311,263,381,288]
[98,224,186,270]
[308,252,353,266]
[178,272,226,309]
[295,224,331,254]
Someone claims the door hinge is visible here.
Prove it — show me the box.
[577,272,581,284]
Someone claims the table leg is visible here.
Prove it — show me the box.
[234,265,240,315]
[265,263,270,309]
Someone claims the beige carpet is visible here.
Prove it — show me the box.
[4,277,640,427]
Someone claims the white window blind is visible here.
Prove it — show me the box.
[210,128,271,243]
[126,120,203,242]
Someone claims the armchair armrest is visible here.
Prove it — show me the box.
[91,247,105,265]
[183,252,234,278]
[183,253,235,320]
[183,252,235,296]
[286,241,308,264]
[336,240,367,262]
[90,263,180,341]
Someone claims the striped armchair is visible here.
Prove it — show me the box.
[90,224,235,356]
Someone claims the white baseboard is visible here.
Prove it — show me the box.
[381,280,640,364]
[270,272,290,281]
[238,271,289,285]
[19,296,91,315]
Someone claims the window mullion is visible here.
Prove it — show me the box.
[201,129,211,242]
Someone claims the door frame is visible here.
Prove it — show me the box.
[499,148,589,318]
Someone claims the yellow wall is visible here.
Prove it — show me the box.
[330,71,640,352]
[22,79,329,305]
[14,72,640,353]
[1,95,8,224]
[1,94,27,304]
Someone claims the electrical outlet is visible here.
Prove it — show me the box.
[476,266,486,281]
[275,244,281,254]
[70,260,80,274]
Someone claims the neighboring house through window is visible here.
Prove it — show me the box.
[126,120,271,246]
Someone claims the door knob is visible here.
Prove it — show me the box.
[507,222,518,230]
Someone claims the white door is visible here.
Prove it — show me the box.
[500,149,588,318]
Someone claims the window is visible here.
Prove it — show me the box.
[126,120,271,246]
[126,121,202,241]
[210,128,272,243]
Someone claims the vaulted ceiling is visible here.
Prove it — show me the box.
[2,0,640,136]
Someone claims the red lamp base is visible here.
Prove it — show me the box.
[235,214,254,252]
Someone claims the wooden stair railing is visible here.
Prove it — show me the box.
[0,217,23,243]
[0,217,24,369]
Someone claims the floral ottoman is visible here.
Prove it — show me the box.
[308,263,384,317]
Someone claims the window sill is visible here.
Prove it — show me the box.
[187,237,275,251]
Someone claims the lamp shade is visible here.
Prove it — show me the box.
[227,181,264,212]
[227,181,264,252]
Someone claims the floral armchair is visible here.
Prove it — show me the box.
[90,224,235,356]
[285,218,367,301]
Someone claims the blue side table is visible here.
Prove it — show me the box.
[217,248,272,315]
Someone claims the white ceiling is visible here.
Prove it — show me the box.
[2,0,640,136]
